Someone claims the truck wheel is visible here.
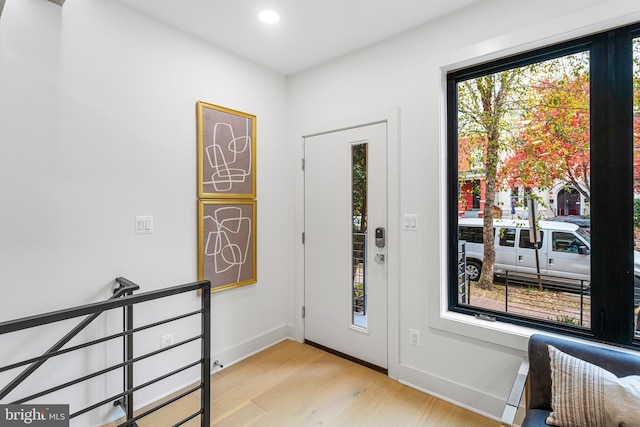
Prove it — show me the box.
[466,260,482,282]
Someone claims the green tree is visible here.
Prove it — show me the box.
[352,144,367,233]
[458,70,524,290]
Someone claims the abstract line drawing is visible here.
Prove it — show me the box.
[197,102,256,198]
[205,120,252,192]
[204,207,251,282]
[198,200,256,291]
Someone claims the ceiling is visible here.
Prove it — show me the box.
[112,0,483,76]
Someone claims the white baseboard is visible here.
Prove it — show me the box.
[211,324,294,370]
[396,363,503,423]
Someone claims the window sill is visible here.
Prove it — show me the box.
[430,308,534,352]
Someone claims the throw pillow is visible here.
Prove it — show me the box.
[546,345,640,427]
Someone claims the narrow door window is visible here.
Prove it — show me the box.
[352,143,368,328]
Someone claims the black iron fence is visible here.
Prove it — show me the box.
[0,277,211,426]
[353,232,367,314]
[460,268,591,328]
[457,241,468,304]
[503,272,590,327]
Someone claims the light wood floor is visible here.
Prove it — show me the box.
[107,339,498,426]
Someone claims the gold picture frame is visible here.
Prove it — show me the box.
[196,101,256,199]
[198,199,257,292]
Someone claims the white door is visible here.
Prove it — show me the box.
[304,122,387,369]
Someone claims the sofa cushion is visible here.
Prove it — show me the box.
[547,345,640,427]
[527,334,640,412]
[521,408,551,427]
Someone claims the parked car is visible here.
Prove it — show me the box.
[459,218,640,304]
[459,218,592,285]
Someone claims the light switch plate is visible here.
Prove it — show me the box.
[403,214,418,231]
[135,216,153,234]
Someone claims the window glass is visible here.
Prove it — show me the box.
[519,230,544,250]
[453,47,592,330]
[459,226,484,244]
[352,143,367,328]
[498,228,516,247]
[552,232,583,253]
[576,227,591,244]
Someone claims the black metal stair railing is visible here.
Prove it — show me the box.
[0,277,212,427]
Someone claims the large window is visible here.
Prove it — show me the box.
[448,24,640,346]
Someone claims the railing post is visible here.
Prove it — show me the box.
[201,281,211,426]
[505,271,509,313]
[580,280,584,326]
[126,293,134,422]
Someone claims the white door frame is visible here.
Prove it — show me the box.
[294,107,400,379]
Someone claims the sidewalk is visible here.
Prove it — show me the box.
[469,292,591,328]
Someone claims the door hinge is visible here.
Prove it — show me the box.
[301,158,305,171]
[302,232,305,244]
[302,306,305,318]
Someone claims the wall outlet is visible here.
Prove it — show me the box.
[409,328,421,347]
[161,333,174,348]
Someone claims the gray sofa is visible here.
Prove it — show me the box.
[502,333,640,426]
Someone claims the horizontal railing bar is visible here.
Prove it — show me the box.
[0,280,141,400]
[173,410,203,427]
[0,280,211,335]
[116,384,202,426]
[70,361,202,420]
[12,336,202,405]
[0,310,201,374]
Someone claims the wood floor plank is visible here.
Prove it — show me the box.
[212,341,327,423]
[326,367,406,426]
[212,401,267,427]
[348,381,435,426]
[413,398,497,427]
[248,353,372,425]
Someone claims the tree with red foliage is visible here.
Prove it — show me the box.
[498,72,591,202]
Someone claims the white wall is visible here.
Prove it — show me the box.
[0,0,292,424]
[289,0,640,421]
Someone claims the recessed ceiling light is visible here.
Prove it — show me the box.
[259,10,280,24]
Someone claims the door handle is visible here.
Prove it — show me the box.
[374,254,385,263]
[518,255,523,263]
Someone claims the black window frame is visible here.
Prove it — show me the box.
[447,23,639,346]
